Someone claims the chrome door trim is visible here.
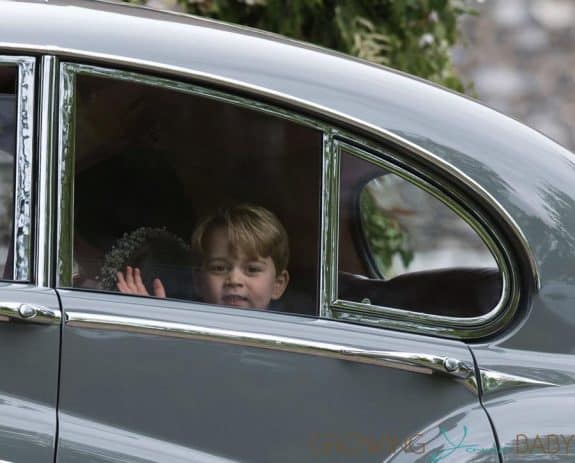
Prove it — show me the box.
[0,302,61,324]
[479,369,558,396]
[36,56,58,288]
[0,55,35,281]
[65,310,561,397]
[65,310,479,393]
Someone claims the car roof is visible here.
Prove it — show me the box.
[2,0,575,288]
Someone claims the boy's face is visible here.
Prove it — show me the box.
[194,227,289,309]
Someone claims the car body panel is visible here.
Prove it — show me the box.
[0,285,61,462]
[383,404,501,463]
[58,290,493,463]
[483,386,575,461]
[470,344,575,460]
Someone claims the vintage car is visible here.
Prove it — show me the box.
[1,1,574,462]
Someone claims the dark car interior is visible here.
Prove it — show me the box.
[339,268,502,317]
[72,73,322,315]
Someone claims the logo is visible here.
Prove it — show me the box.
[430,426,498,462]
[430,427,575,461]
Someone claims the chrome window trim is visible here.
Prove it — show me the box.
[56,63,76,286]
[0,55,35,281]
[328,140,521,339]
[55,61,526,340]
[36,56,58,288]
[319,129,338,319]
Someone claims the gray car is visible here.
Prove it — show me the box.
[1,1,574,462]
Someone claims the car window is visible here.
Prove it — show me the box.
[337,147,503,318]
[0,65,17,280]
[65,67,322,316]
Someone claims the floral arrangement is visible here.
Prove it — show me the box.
[99,227,191,291]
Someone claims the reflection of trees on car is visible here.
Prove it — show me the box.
[128,0,474,92]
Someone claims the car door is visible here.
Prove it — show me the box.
[0,56,61,462]
[54,62,500,463]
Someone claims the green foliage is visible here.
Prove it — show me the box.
[360,188,413,277]
[171,0,474,92]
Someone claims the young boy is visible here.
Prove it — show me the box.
[116,204,290,310]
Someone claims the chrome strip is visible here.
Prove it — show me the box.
[36,56,58,288]
[65,310,477,392]
[0,302,61,325]
[328,141,521,339]
[0,56,35,281]
[480,369,557,396]
[319,129,338,318]
[56,64,77,286]
[0,42,538,292]
[13,57,35,281]
[61,63,327,130]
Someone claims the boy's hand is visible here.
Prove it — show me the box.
[116,266,166,298]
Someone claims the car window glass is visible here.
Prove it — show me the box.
[338,149,502,318]
[69,71,322,316]
[0,66,17,280]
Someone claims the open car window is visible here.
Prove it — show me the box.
[337,147,503,319]
[65,66,322,316]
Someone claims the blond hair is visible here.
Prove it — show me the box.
[191,204,289,272]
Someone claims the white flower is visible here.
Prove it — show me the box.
[419,33,435,48]
[241,0,267,5]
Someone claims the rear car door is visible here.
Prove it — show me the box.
[55,62,500,463]
[0,56,61,462]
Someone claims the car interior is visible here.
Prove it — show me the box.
[337,147,502,317]
[71,73,322,315]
